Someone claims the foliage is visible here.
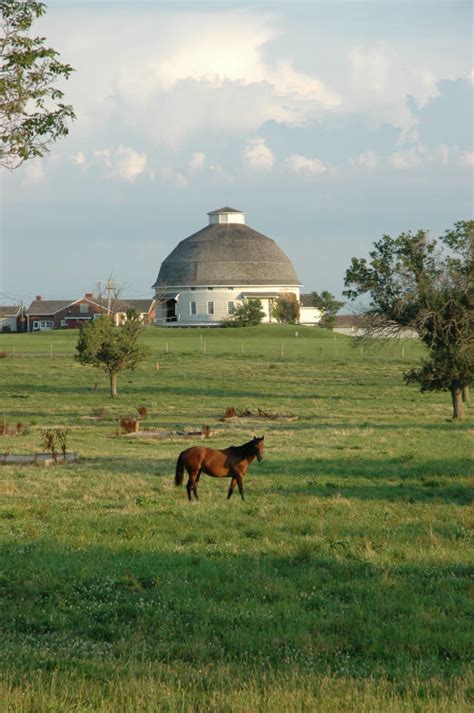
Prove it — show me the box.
[221,299,265,327]
[271,292,300,323]
[0,0,75,168]
[75,315,150,397]
[311,290,344,329]
[344,221,474,418]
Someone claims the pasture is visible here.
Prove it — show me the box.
[0,326,472,712]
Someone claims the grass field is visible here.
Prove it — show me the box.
[0,326,472,712]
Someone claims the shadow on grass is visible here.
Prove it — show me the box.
[0,543,471,682]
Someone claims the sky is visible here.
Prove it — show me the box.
[1,0,472,306]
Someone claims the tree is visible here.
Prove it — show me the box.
[222,299,265,327]
[311,290,344,330]
[271,293,300,324]
[76,316,150,398]
[343,221,473,419]
[1,1,75,169]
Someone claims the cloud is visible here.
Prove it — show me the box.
[352,149,377,170]
[23,161,45,184]
[188,152,206,171]
[244,138,275,171]
[389,147,423,170]
[39,8,341,146]
[71,151,86,166]
[93,146,148,181]
[460,150,474,167]
[285,154,327,175]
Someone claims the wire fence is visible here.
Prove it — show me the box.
[0,336,423,363]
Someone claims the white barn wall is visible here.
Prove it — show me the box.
[156,285,301,325]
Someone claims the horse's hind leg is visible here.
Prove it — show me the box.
[236,474,245,501]
[186,470,200,500]
[227,478,237,500]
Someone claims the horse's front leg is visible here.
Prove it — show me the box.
[227,477,237,500]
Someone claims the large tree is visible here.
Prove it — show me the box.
[76,316,150,398]
[343,221,473,419]
[311,290,344,330]
[1,0,75,169]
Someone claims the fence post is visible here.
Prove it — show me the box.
[401,344,405,360]
[165,342,169,354]
[281,344,284,357]
[49,344,53,358]
[241,341,244,355]
[203,341,207,354]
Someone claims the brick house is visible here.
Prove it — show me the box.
[26,294,156,331]
[26,294,109,331]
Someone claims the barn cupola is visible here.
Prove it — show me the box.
[207,206,245,225]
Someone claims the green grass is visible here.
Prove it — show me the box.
[0,326,472,712]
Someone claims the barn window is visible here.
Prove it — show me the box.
[80,303,89,314]
[190,301,197,315]
[207,301,214,315]
[227,301,235,315]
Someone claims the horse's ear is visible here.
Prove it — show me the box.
[253,435,257,440]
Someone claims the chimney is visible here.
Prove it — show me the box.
[36,295,42,301]
[84,292,93,299]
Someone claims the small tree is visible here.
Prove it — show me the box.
[222,299,265,327]
[271,293,300,324]
[343,221,473,419]
[1,1,75,169]
[311,291,344,329]
[76,316,150,398]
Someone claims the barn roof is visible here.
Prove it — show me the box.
[153,222,301,288]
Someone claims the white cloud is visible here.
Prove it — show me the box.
[71,151,87,166]
[460,150,474,167]
[244,138,275,171]
[285,154,327,175]
[23,161,45,184]
[352,149,377,170]
[93,146,148,181]
[38,8,341,146]
[188,152,206,172]
[389,147,423,170]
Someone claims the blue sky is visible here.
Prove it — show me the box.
[1,0,472,305]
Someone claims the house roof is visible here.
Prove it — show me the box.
[333,314,367,328]
[27,299,72,315]
[113,298,156,313]
[207,207,243,215]
[0,305,21,317]
[299,294,316,307]
[153,223,301,288]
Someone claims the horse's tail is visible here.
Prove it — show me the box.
[175,452,185,486]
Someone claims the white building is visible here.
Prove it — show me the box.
[153,207,302,326]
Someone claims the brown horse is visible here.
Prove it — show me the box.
[175,436,265,501]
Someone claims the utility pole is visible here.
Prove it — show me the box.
[97,279,119,317]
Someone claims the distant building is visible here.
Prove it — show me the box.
[333,314,419,338]
[26,294,156,331]
[0,305,25,333]
[299,294,322,326]
[26,294,108,331]
[153,207,302,326]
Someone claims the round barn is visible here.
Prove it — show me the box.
[153,207,302,326]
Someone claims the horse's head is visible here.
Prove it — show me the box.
[253,435,265,462]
